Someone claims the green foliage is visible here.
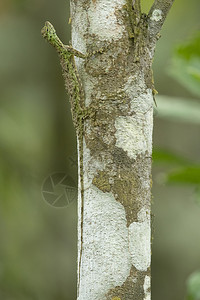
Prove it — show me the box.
[176,34,200,61]
[154,148,200,184]
[167,166,200,185]
[186,271,200,300]
[153,148,190,165]
[168,33,200,98]
[153,149,200,197]
[155,95,200,124]
[154,33,200,201]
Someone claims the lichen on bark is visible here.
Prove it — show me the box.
[72,1,153,299]
[68,0,175,299]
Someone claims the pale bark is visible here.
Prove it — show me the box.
[69,0,174,299]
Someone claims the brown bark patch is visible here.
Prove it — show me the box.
[105,265,151,300]
[92,170,111,193]
[112,168,141,226]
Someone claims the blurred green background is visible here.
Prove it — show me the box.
[0,0,200,299]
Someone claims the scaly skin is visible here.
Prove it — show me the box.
[41,21,87,129]
[41,21,87,293]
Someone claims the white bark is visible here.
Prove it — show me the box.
[71,0,154,299]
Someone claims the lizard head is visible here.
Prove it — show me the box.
[41,21,57,42]
[41,21,63,51]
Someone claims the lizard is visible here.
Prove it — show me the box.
[41,21,88,293]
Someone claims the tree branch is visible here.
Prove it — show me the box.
[148,0,175,39]
[126,0,141,35]
[134,0,141,17]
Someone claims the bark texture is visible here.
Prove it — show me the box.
[70,0,174,299]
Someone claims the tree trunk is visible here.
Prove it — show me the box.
[42,0,174,299]
[70,1,174,299]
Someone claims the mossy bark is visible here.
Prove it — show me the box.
[69,0,174,299]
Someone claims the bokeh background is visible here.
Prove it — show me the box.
[0,0,200,299]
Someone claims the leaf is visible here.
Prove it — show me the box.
[168,33,200,98]
[186,271,200,300]
[176,34,200,60]
[155,95,200,124]
[153,149,190,165]
[167,166,200,185]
